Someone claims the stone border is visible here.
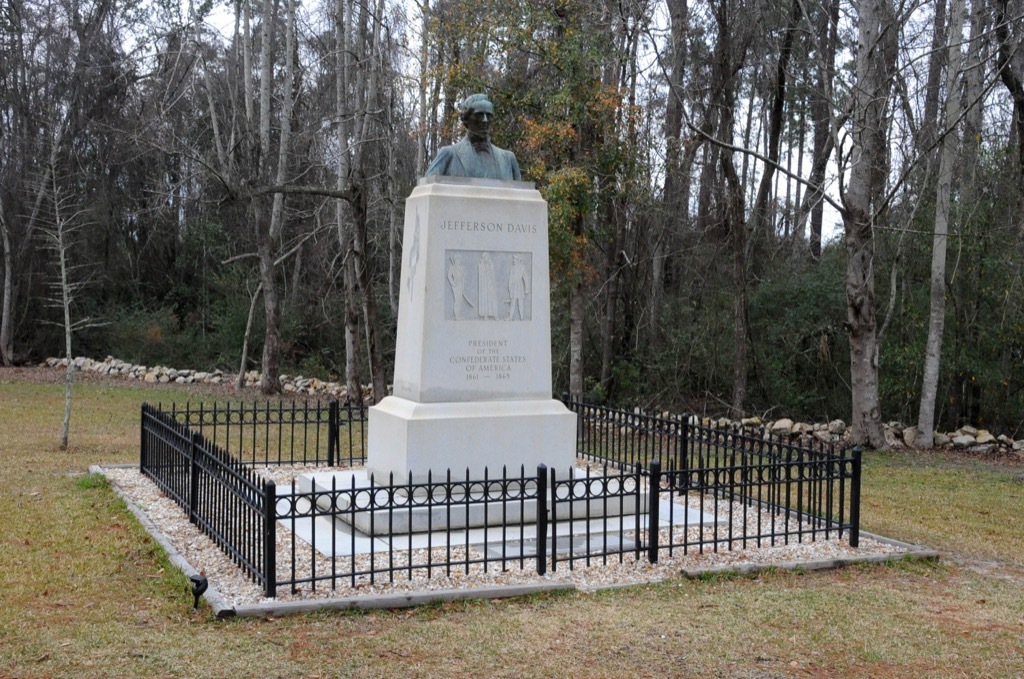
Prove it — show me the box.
[49,355,1024,454]
[232,582,574,618]
[93,464,939,619]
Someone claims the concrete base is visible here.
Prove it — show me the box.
[290,468,723,557]
[301,472,646,536]
[367,395,577,481]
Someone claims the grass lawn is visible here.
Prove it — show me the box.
[2,369,1023,678]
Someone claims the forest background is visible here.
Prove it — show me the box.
[1,0,1023,448]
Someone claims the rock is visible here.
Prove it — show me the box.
[884,428,902,449]
[158,375,169,384]
[716,417,732,429]
[959,425,978,437]
[975,430,996,445]
[1013,440,1024,452]
[952,434,976,449]
[933,432,950,447]
[998,434,1013,446]
[741,417,762,427]
[770,418,794,436]
[144,372,158,383]
[792,422,814,435]
[902,426,918,446]
[828,419,846,435]
[813,431,833,444]
[971,444,995,454]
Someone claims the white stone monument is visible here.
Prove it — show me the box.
[367,176,577,481]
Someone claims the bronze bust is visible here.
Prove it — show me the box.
[424,94,522,181]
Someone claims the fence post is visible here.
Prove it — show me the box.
[139,404,147,473]
[647,459,661,563]
[535,464,547,576]
[188,432,201,525]
[263,479,277,598]
[849,446,862,548]
[327,400,339,467]
[677,413,690,489]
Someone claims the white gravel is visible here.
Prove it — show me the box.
[103,463,911,609]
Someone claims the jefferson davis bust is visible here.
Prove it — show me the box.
[424,93,522,181]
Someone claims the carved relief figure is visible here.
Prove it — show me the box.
[477,252,499,319]
[447,254,471,320]
[407,211,421,295]
[507,254,529,321]
[424,94,522,181]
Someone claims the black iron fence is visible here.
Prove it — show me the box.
[568,398,862,555]
[139,399,861,598]
[161,400,367,467]
[140,405,270,585]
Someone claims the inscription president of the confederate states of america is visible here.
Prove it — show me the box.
[424,93,522,181]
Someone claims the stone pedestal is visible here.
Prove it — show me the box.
[368,177,576,480]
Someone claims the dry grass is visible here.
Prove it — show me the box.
[2,369,1024,677]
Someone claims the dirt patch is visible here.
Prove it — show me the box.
[949,557,1024,586]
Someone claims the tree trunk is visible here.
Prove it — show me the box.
[916,0,966,448]
[599,199,624,392]
[710,0,750,417]
[416,0,430,175]
[257,226,283,394]
[569,277,584,401]
[349,0,388,403]
[0,196,13,365]
[724,151,748,417]
[801,0,839,259]
[842,0,898,448]
[236,283,262,390]
[58,216,73,450]
[960,0,987,188]
[995,0,1024,180]
[254,0,280,394]
[334,0,363,403]
[918,0,948,155]
[351,182,387,403]
[750,0,801,233]
[257,0,295,395]
[653,0,690,349]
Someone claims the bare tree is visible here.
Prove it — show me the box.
[0,187,13,365]
[41,163,102,449]
[841,0,900,448]
[916,0,968,448]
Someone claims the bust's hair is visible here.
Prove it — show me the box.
[460,93,494,121]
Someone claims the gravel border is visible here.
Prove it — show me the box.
[93,464,938,618]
